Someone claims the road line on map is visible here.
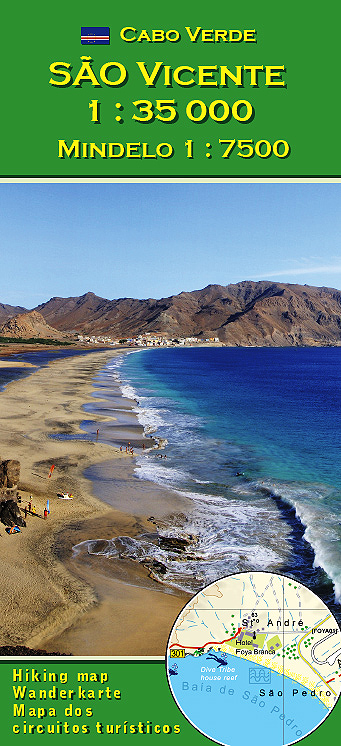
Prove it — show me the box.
[297,614,337,698]
[169,627,243,650]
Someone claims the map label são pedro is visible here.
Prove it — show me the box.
[166,572,341,746]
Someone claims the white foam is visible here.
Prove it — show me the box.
[120,383,138,401]
[135,406,167,432]
[136,458,191,485]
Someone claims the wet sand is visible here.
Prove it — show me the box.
[0,350,189,656]
[0,360,37,367]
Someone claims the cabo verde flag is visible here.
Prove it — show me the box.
[81,27,110,44]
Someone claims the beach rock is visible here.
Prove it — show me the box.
[143,558,167,575]
[0,459,20,489]
[5,460,20,488]
[159,536,190,552]
[0,465,6,488]
[142,558,168,581]
[0,499,26,527]
[90,539,110,554]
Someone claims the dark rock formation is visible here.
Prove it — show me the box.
[0,499,25,527]
[0,459,20,489]
[89,539,110,553]
[159,536,190,552]
[142,558,167,575]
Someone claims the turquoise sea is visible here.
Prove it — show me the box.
[101,347,341,617]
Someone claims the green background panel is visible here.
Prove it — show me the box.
[1,661,340,745]
[1,0,340,176]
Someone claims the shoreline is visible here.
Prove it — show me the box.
[0,343,116,358]
[0,360,38,368]
[3,346,338,655]
[88,348,341,617]
[0,350,189,656]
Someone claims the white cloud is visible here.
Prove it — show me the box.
[252,264,341,279]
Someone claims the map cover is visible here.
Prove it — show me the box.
[0,1,340,745]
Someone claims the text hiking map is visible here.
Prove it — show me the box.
[166,572,341,746]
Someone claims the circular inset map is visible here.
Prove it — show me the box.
[166,572,341,746]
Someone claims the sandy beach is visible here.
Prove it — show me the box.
[0,350,189,657]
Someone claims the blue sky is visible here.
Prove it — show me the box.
[0,182,340,308]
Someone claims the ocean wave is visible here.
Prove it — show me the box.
[134,451,341,602]
[135,456,194,485]
[246,478,341,604]
[134,406,168,433]
[120,383,138,401]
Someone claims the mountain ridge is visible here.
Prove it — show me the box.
[2,281,341,346]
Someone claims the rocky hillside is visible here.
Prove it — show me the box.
[0,310,71,340]
[2,282,341,346]
[0,302,27,325]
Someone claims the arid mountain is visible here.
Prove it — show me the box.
[31,282,341,346]
[0,311,71,340]
[2,282,341,346]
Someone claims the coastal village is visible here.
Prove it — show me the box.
[76,332,221,347]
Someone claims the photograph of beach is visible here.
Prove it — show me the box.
[0,181,340,657]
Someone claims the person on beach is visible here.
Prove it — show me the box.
[96,429,99,439]
[32,506,36,515]
[44,508,48,520]
[28,499,32,512]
